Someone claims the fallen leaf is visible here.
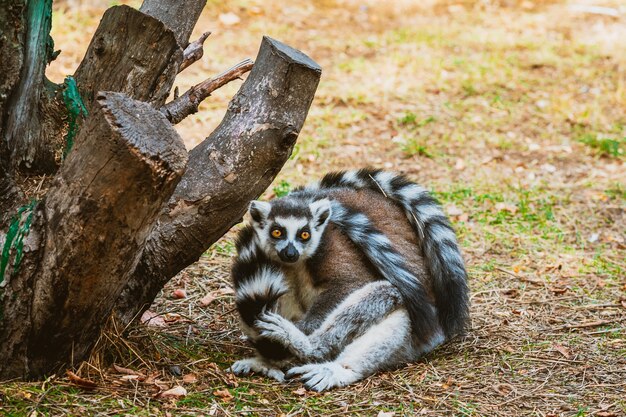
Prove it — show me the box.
[292,387,307,396]
[172,288,187,299]
[549,286,568,295]
[213,388,234,402]
[552,343,572,360]
[493,383,515,396]
[141,310,166,327]
[121,375,140,381]
[163,313,183,323]
[198,293,217,307]
[182,373,198,384]
[154,379,170,390]
[247,6,263,16]
[113,364,144,376]
[377,412,395,417]
[158,385,187,399]
[66,370,97,390]
[502,288,519,298]
[441,377,454,389]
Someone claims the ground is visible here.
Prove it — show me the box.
[1,0,625,416]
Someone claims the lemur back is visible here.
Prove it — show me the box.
[230,169,469,391]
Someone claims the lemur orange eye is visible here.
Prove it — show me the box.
[271,229,282,238]
[300,231,310,240]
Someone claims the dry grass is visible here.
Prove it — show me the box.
[2,0,625,416]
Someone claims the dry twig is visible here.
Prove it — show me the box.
[161,58,254,124]
[179,31,211,73]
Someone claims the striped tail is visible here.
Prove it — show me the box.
[305,168,470,339]
[232,226,293,361]
[231,226,287,331]
[330,201,439,343]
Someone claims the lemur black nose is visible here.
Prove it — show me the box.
[280,243,299,263]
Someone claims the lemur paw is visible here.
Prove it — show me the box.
[230,357,285,382]
[286,362,360,392]
[255,312,298,344]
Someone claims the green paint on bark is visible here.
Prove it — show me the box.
[62,76,88,157]
[0,200,37,285]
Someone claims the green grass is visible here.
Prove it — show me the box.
[578,133,625,158]
[272,180,291,198]
[401,137,434,158]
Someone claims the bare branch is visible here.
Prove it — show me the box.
[161,58,254,124]
[179,31,211,73]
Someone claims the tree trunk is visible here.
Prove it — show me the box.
[114,36,322,324]
[2,0,64,174]
[1,92,187,378]
[0,1,321,380]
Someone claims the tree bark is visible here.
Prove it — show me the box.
[114,36,322,325]
[1,0,63,174]
[0,0,27,131]
[139,0,207,48]
[0,164,24,226]
[0,92,187,379]
[73,5,183,111]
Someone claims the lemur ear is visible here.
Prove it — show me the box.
[309,198,332,228]
[249,201,271,225]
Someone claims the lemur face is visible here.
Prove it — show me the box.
[248,197,332,264]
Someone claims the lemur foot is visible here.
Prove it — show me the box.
[287,362,361,392]
[230,357,285,382]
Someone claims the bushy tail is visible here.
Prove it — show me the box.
[329,201,440,343]
[232,226,287,330]
[305,168,470,339]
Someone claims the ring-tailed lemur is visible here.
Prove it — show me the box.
[230,169,469,391]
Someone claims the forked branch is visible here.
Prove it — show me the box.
[161,58,254,124]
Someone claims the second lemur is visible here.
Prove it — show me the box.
[230,169,469,391]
